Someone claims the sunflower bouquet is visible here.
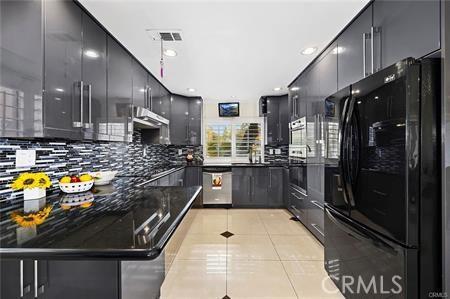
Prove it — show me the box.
[12,172,52,200]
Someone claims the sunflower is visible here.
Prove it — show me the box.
[11,205,53,227]
[11,172,52,190]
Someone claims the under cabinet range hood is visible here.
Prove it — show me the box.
[133,106,170,144]
[133,106,169,128]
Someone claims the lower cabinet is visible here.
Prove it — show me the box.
[184,167,202,187]
[0,259,119,299]
[288,184,324,243]
[232,167,285,208]
[153,169,185,186]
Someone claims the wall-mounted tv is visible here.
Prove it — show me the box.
[218,102,239,117]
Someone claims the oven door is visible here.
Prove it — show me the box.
[289,164,307,193]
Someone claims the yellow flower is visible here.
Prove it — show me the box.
[11,205,53,227]
[11,172,52,190]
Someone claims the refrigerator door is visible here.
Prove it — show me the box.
[324,86,352,216]
[344,58,420,246]
[324,205,417,298]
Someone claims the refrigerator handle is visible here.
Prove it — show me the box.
[339,97,351,207]
[343,97,356,207]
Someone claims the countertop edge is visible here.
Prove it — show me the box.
[0,186,203,261]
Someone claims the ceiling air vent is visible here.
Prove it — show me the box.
[146,29,183,42]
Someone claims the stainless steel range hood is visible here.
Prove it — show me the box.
[133,106,169,129]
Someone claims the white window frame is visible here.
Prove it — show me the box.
[203,117,265,164]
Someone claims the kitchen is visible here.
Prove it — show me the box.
[0,0,449,298]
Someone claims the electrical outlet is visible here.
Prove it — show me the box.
[178,149,183,155]
[269,149,274,155]
[16,149,36,168]
[275,149,281,155]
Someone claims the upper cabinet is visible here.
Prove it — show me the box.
[152,83,171,119]
[107,37,133,142]
[81,12,108,141]
[337,0,440,89]
[132,60,150,110]
[372,0,440,70]
[0,0,43,138]
[44,0,83,139]
[262,95,289,145]
[170,94,202,145]
[337,5,373,89]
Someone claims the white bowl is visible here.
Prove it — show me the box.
[88,171,118,186]
[59,180,94,193]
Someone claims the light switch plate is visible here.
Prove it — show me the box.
[275,149,281,155]
[16,149,36,168]
[269,149,274,155]
[178,149,183,155]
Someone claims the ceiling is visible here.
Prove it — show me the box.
[79,0,369,102]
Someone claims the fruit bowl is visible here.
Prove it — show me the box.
[59,180,94,193]
[88,171,118,186]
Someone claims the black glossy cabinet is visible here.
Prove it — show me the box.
[337,4,373,89]
[132,60,150,110]
[233,167,282,208]
[170,95,202,145]
[107,37,133,142]
[263,95,289,145]
[268,167,284,207]
[0,0,43,138]
[372,0,440,70]
[81,12,108,141]
[185,167,202,187]
[43,0,83,139]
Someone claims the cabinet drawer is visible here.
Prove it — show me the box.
[308,200,324,243]
[289,186,307,221]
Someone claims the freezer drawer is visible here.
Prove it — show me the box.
[324,205,417,298]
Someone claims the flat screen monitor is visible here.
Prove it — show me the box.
[218,102,239,117]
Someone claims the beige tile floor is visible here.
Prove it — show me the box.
[161,209,344,299]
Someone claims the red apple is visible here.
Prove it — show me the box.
[71,176,80,183]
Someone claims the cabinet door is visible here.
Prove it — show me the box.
[266,97,279,145]
[45,260,119,299]
[297,75,307,118]
[232,172,252,207]
[278,95,289,144]
[44,0,83,139]
[268,167,284,207]
[131,61,148,109]
[337,4,372,89]
[170,95,189,145]
[107,37,133,142]
[0,0,43,138]
[288,79,299,121]
[373,0,440,70]
[252,168,268,207]
[188,98,202,145]
[81,12,108,141]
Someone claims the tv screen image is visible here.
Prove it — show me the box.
[218,102,239,117]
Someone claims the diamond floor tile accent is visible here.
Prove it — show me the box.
[220,231,234,238]
[289,216,300,221]
[222,295,231,299]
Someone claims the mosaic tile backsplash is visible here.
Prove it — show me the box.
[0,131,203,208]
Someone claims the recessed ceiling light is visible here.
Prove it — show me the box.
[301,47,317,55]
[290,87,300,91]
[187,88,196,92]
[84,50,99,58]
[163,49,177,57]
[273,87,282,91]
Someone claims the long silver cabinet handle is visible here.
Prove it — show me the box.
[310,200,324,210]
[88,84,92,128]
[34,260,38,298]
[311,223,324,236]
[291,192,303,201]
[20,260,23,297]
[73,81,84,128]
[370,26,375,74]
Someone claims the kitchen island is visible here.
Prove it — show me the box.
[0,178,202,299]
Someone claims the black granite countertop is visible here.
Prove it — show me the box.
[0,177,202,260]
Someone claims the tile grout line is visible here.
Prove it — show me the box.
[261,210,301,299]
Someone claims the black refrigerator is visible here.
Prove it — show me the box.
[324,58,441,298]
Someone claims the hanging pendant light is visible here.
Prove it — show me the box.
[160,39,164,78]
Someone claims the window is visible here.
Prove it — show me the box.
[205,124,232,157]
[204,121,263,160]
